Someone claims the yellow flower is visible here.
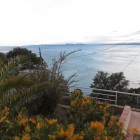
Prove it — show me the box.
[18,118,28,127]
[90,121,104,133]
[108,116,117,127]
[68,124,75,136]
[132,128,139,134]
[105,113,110,117]
[94,136,100,140]
[72,134,83,140]
[59,124,75,139]
[22,134,30,140]
[105,136,114,140]
[99,105,103,109]
[127,128,131,133]
[71,100,77,107]
[0,116,6,123]
[14,136,20,140]
[2,107,9,116]
[36,123,41,130]
[25,125,31,133]
[118,122,124,128]
[29,118,36,124]
[59,128,67,138]
[5,120,10,124]
[108,121,113,127]
[48,134,56,140]
[105,104,110,108]
[103,103,110,111]
[17,113,22,120]
[80,97,92,107]
[48,119,57,125]
[111,116,117,122]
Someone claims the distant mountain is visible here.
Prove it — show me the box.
[1,42,140,48]
[101,42,140,45]
[26,42,140,46]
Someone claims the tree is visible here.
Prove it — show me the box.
[6,47,43,69]
[90,71,130,106]
[91,71,129,91]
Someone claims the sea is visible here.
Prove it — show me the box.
[1,44,140,95]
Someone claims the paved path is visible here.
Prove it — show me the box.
[128,111,140,131]
[126,111,140,140]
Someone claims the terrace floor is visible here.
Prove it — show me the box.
[119,106,140,140]
[128,111,140,131]
[125,111,140,140]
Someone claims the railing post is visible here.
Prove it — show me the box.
[115,91,118,105]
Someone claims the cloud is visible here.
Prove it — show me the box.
[85,31,140,44]
[121,30,140,37]
[0,0,140,45]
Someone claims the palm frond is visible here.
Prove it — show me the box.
[0,56,30,81]
[0,76,33,93]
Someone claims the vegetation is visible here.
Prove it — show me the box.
[25,51,76,116]
[0,52,7,64]
[90,71,129,91]
[90,71,138,107]
[0,90,126,140]
[0,56,34,115]
[128,88,140,108]
[6,47,44,69]
[0,48,139,139]
[0,49,77,117]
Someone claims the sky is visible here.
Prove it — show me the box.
[0,0,140,46]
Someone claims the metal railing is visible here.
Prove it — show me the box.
[91,88,140,108]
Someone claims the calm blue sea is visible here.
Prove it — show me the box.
[1,44,140,95]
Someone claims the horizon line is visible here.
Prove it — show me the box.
[1,42,140,47]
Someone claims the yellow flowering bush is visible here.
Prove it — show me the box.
[0,89,126,140]
[69,90,124,139]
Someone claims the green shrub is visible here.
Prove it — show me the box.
[0,90,126,140]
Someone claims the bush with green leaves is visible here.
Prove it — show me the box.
[0,90,127,140]
[6,47,44,69]
[90,71,133,106]
[0,52,7,64]
[0,51,77,117]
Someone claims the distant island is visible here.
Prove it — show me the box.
[1,42,140,48]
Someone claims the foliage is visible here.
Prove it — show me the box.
[90,71,131,106]
[0,52,7,64]
[128,88,140,108]
[0,90,126,140]
[0,51,77,117]
[0,55,30,80]
[6,47,43,69]
[69,90,124,140]
[91,71,129,91]
[0,56,34,115]
[24,51,77,116]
